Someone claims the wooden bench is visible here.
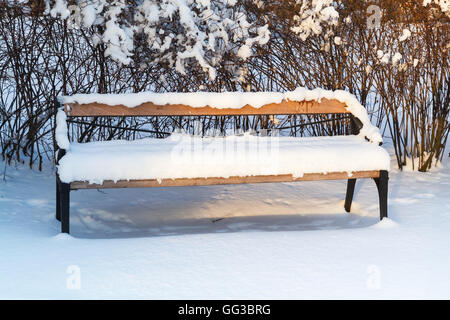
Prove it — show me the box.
[55,96,389,234]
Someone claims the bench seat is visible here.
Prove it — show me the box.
[58,134,390,186]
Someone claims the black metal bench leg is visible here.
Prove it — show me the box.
[373,170,388,220]
[56,176,61,221]
[60,182,70,233]
[344,178,356,212]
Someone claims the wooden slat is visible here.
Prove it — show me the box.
[65,99,349,117]
[70,171,380,190]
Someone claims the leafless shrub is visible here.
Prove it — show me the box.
[0,0,448,172]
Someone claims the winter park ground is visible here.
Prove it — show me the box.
[0,145,449,299]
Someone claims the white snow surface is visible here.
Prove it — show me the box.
[0,150,449,299]
[55,108,70,150]
[60,88,383,143]
[57,134,390,184]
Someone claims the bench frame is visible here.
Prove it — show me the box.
[55,98,388,234]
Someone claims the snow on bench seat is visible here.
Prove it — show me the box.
[58,134,390,185]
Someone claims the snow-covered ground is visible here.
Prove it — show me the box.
[0,147,449,299]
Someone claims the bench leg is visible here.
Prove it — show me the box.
[344,178,356,212]
[56,176,61,221]
[60,182,70,234]
[373,170,388,220]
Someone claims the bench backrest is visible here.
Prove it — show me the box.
[63,99,350,117]
[58,90,384,145]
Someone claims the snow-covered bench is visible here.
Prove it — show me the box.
[55,88,390,234]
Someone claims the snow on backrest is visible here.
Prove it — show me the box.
[57,88,382,146]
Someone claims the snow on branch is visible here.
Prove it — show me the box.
[290,0,340,41]
[423,0,450,17]
[42,1,353,79]
[44,0,271,80]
